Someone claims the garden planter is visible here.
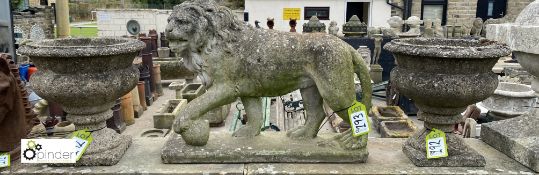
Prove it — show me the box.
[380,120,417,138]
[371,106,408,132]
[154,99,187,129]
[180,83,205,102]
[158,47,170,58]
[481,82,536,120]
[385,38,510,167]
[19,37,144,166]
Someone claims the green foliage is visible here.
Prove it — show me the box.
[11,0,22,11]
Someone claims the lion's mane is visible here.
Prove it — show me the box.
[171,0,248,87]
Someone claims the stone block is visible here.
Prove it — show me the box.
[370,106,408,132]
[161,132,368,163]
[153,99,187,129]
[379,120,417,138]
[481,114,539,172]
[180,83,205,102]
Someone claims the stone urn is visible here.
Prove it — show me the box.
[384,38,511,167]
[18,38,145,166]
[481,82,537,120]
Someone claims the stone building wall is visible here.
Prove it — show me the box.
[392,0,533,25]
[96,9,172,37]
[12,7,55,43]
[97,9,245,37]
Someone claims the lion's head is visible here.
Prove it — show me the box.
[166,0,244,53]
[165,0,244,87]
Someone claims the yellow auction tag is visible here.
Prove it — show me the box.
[347,101,370,137]
[0,152,9,168]
[426,128,448,159]
[71,130,93,161]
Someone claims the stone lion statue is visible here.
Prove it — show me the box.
[167,0,373,149]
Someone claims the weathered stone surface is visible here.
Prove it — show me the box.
[18,38,144,166]
[4,138,535,174]
[481,113,539,172]
[162,132,368,163]
[302,16,326,33]
[154,99,187,129]
[153,57,196,80]
[385,38,511,167]
[380,120,417,138]
[481,82,537,118]
[387,16,403,37]
[371,106,407,132]
[166,0,372,150]
[402,16,422,36]
[168,80,186,99]
[342,15,367,37]
[486,1,539,55]
[180,83,204,102]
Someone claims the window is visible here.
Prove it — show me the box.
[421,0,448,25]
[304,7,330,20]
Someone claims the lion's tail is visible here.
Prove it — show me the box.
[351,48,373,111]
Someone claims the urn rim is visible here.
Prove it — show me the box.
[18,37,145,58]
[384,38,511,59]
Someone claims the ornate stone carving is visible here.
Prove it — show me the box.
[302,16,326,33]
[164,0,372,160]
[342,15,367,37]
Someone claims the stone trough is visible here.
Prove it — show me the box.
[180,83,205,102]
[380,120,417,138]
[153,99,187,129]
[371,106,408,132]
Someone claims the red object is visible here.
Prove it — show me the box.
[27,66,37,81]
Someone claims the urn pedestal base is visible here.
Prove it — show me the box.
[403,129,486,167]
[74,129,132,166]
[64,109,133,166]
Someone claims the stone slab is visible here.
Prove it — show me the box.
[162,132,368,163]
[4,138,245,174]
[481,114,539,172]
[246,139,535,175]
[2,137,535,174]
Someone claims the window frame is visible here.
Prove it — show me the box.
[420,0,448,25]
[304,7,330,20]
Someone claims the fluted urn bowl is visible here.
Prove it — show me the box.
[18,38,145,166]
[384,38,510,167]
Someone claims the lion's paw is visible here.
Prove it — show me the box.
[334,129,368,150]
[232,125,260,137]
[286,126,316,139]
